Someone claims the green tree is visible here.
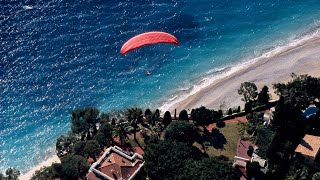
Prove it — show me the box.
[31,167,52,180]
[237,106,241,113]
[71,107,100,140]
[111,117,116,125]
[163,111,172,126]
[244,102,253,113]
[151,109,161,125]
[180,157,240,180]
[72,141,86,156]
[113,123,128,146]
[150,122,164,140]
[255,128,275,158]
[5,168,20,180]
[126,107,143,141]
[257,85,270,105]
[272,96,285,127]
[238,82,258,103]
[212,110,223,123]
[246,162,263,180]
[56,134,76,157]
[144,141,203,180]
[155,109,160,118]
[93,132,107,151]
[83,140,101,162]
[100,113,110,124]
[274,74,320,109]
[98,122,113,144]
[191,106,212,127]
[164,121,199,144]
[145,108,152,124]
[179,109,189,121]
[285,160,311,180]
[174,109,177,120]
[31,164,61,180]
[60,155,90,180]
[312,172,320,180]
[227,108,232,115]
[145,108,152,117]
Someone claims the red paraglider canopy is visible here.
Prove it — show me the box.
[120,31,179,55]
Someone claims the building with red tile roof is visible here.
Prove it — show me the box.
[87,146,144,180]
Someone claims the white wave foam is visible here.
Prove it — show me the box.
[159,27,320,112]
[23,5,34,10]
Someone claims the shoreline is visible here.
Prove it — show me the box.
[159,32,320,113]
[18,26,320,180]
[19,155,60,180]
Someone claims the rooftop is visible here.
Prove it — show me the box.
[87,146,144,180]
[295,134,320,157]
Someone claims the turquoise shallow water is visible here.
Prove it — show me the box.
[1,0,320,173]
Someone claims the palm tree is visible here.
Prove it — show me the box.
[126,107,143,141]
[113,123,128,146]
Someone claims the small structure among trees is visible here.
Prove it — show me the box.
[295,134,320,169]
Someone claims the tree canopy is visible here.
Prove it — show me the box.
[312,172,320,180]
[257,85,270,105]
[83,140,101,162]
[273,74,320,109]
[126,107,143,140]
[255,127,275,158]
[56,134,76,157]
[246,161,263,180]
[143,141,203,180]
[98,122,113,142]
[191,106,213,127]
[60,155,90,180]
[93,132,108,151]
[31,164,61,180]
[238,82,258,103]
[71,107,100,140]
[72,141,86,156]
[163,111,172,126]
[5,168,20,180]
[180,157,240,180]
[178,109,189,121]
[164,121,199,144]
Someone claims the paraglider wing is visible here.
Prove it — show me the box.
[120,31,179,55]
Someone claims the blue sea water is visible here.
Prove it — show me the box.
[1,0,320,173]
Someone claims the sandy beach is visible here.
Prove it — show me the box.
[163,36,320,113]
[19,155,60,180]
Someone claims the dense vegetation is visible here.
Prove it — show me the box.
[0,168,20,180]
[237,74,320,179]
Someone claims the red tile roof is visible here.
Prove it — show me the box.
[87,146,144,180]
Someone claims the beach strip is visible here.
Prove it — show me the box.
[19,155,60,180]
[162,36,320,113]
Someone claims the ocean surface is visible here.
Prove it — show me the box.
[1,0,320,173]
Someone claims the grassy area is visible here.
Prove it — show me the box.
[195,121,240,161]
